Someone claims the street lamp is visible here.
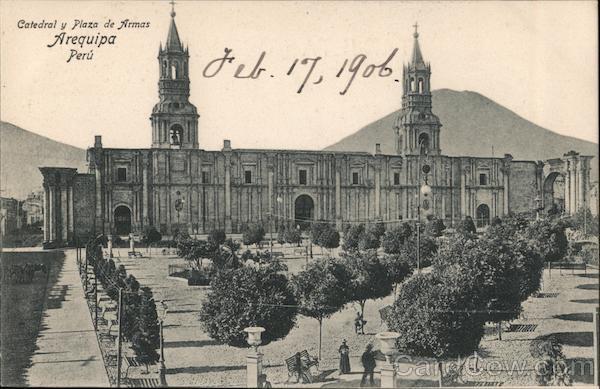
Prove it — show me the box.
[158,300,169,387]
[270,197,283,260]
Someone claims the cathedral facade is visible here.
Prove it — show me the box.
[40,11,593,245]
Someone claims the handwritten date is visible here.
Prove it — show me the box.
[202,48,398,95]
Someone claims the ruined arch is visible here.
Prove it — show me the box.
[543,172,565,213]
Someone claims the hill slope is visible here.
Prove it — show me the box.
[326,89,598,180]
[0,122,88,199]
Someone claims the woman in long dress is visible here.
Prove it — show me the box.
[338,339,351,374]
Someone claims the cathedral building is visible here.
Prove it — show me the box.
[40,9,593,246]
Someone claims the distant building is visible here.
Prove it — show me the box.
[0,197,24,237]
[39,8,594,246]
[23,190,44,225]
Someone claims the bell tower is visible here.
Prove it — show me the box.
[394,24,441,156]
[151,2,199,149]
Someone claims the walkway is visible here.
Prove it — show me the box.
[24,249,110,387]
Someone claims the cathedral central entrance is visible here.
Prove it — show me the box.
[114,205,132,236]
[294,195,314,230]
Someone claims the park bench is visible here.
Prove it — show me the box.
[123,378,161,388]
[284,350,319,383]
[128,251,144,258]
[123,356,156,379]
[547,262,586,270]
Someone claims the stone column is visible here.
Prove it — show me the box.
[460,168,467,218]
[68,186,74,241]
[246,351,263,388]
[380,363,397,388]
[60,187,68,242]
[578,159,586,211]
[335,165,341,229]
[224,155,232,232]
[142,154,149,227]
[43,186,50,242]
[50,186,57,241]
[564,164,571,214]
[375,164,381,218]
[503,169,509,216]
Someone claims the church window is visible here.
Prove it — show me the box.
[410,77,415,92]
[202,171,210,184]
[394,172,400,185]
[479,173,488,186]
[418,78,424,93]
[171,61,179,79]
[352,172,359,185]
[117,167,127,182]
[299,169,307,185]
[162,60,168,78]
[244,170,252,184]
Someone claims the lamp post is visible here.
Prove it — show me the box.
[415,138,430,274]
[244,327,265,388]
[158,300,168,387]
[270,197,283,261]
[376,331,400,388]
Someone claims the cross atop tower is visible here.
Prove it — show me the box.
[170,0,176,17]
[413,22,419,38]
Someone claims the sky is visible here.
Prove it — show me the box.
[1,1,598,152]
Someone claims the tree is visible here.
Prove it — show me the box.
[312,222,340,254]
[456,216,477,237]
[179,238,217,270]
[525,217,569,264]
[381,223,413,254]
[199,264,297,346]
[132,287,160,373]
[291,258,347,361]
[569,207,599,237]
[380,253,413,299]
[342,224,364,253]
[243,223,266,247]
[425,218,446,237]
[530,335,572,386]
[486,222,544,302]
[284,227,302,246]
[337,250,393,319]
[208,229,226,247]
[433,233,523,340]
[385,273,486,387]
[358,222,385,251]
[142,226,162,251]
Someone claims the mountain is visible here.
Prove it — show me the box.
[325,89,598,181]
[0,122,88,199]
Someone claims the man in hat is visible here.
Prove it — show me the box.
[360,343,376,387]
[338,339,351,374]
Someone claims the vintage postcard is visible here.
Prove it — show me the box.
[1,1,598,388]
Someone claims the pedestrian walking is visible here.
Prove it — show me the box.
[338,339,351,374]
[360,343,376,387]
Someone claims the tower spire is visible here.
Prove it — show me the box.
[165,1,182,52]
[411,22,424,65]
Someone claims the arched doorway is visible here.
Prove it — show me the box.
[114,206,132,236]
[476,204,490,228]
[294,195,314,230]
[543,172,565,213]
